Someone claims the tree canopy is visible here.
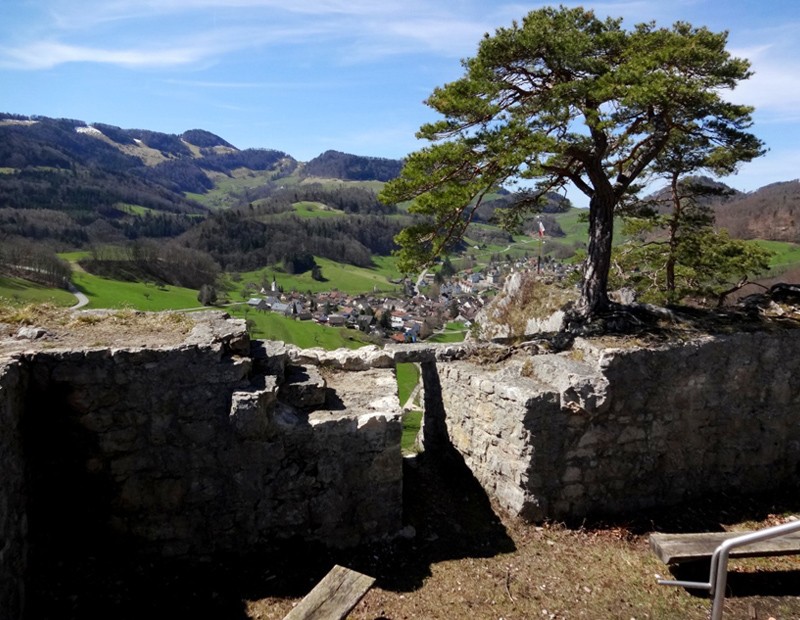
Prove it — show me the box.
[380,6,762,319]
[612,127,766,305]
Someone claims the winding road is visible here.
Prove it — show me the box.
[68,283,89,310]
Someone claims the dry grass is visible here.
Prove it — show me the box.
[480,273,578,340]
[0,303,194,352]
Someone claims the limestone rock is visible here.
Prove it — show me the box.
[15,326,49,340]
[280,365,327,409]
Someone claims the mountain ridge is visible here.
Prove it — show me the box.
[1,112,799,252]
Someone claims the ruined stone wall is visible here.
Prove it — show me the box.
[0,358,27,620]
[16,342,402,559]
[4,313,800,617]
[429,331,800,521]
[0,326,404,617]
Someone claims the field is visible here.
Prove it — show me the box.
[225,304,372,350]
[428,321,468,343]
[291,201,346,218]
[70,271,201,311]
[757,239,800,273]
[0,275,76,307]
[225,256,403,297]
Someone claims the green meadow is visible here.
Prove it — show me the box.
[71,271,201,311]
[0,276,76,307]
[395,362,420,406]
[428,322,468,343]
[755,240,800,272]
[291,201,346,218]
[227,256,403,297]
[225,304,372,349]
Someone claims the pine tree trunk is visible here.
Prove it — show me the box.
[578,192,614,318]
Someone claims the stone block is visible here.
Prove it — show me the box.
[280,365,327,409]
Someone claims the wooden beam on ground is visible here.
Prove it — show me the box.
[283,564,375,620]
[650,530,800,564]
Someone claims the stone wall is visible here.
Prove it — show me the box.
[20,343,401,558]
[0,358,27,620]
[425,330,800,521]
[4,311,800,617]
[0,316,403,618]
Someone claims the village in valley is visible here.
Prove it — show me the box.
[241,254,570,343]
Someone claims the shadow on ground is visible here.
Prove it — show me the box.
[579,485,800,605]
[24,447,515,619]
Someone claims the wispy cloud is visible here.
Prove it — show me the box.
[0,41,213,70]
[3,0,517,70]
[163,78,342,90]
[0,17,339,70]
[44,0,391,29]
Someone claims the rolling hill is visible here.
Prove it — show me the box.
[1,112,800,291]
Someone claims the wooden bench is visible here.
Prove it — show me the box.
[650,530,800,565]
[283,565,375,620]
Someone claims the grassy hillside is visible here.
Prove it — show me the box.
[0,276,76,307]
[71,271,201,310]
[225,256,403,298]
[756,239,800,272]
[225,304,371,349]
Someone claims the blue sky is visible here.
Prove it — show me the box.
[1,0,799,203]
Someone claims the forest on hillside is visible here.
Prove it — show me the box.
[2,113,800,296]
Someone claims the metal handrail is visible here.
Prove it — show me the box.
[657,518,800,620]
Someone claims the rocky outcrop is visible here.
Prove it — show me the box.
[474,271,573,340]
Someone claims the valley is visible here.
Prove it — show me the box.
[2,112,800,351]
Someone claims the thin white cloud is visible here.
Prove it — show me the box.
[6,0,517,71]
[164,78,341,90]
[0,19,338,70]
[46,0,418,30]
[0,41,210,70]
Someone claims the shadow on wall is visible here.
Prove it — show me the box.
[21,446,516,619]
[19,361,515,619]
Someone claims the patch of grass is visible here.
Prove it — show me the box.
[0,276,76,307]
[291,201,346,218]
[428,322,467,343]
[228,257,403,297]
[395,362,420,406]
[753,239,800,272]
[116,203,156,216]
[227,305,371,350]
[58,250,92,262]
[71,271,201,311]
[401,410,422,453]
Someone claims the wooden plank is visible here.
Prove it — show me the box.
[283,565,375,620]
[650,531,800,564]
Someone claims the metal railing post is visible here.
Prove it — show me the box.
[657,517,800,620]
[708,519,800,620]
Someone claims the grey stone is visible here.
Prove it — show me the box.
[15,326,49,340]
